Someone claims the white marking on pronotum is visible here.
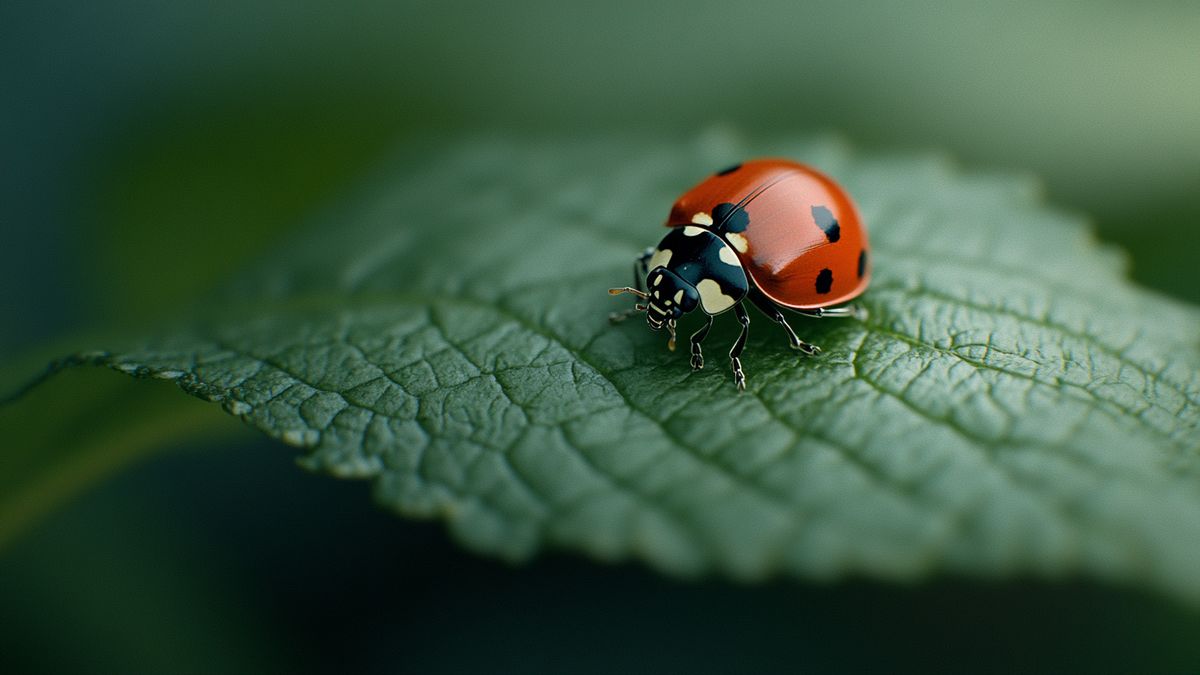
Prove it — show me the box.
[673,289,684,303]
[718,245,742,267]
[691,212,713,226]
[649,248,672,270]
[653,289,660,298]
[726,232,749,253]
[696,278,736,313]
[653,274,663,286]
[683,226,705,236]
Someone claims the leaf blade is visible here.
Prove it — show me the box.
[17,133,1200,600]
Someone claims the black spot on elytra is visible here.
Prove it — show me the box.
[815,268,833,294]
[857,249,868,278]
[715,163,742,176]
[713,202,750,233]
[812,205,840,243]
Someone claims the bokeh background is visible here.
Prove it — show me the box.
[2,2,1199,672]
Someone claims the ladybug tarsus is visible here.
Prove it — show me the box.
[689,315,714,371]
[795,342,821,357]
[795,306,859,319]
[729,303,752,389]
[607,287,650,323]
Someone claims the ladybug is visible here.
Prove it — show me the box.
[609,158,871,390]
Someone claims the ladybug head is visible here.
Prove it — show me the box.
[644,267,700,330]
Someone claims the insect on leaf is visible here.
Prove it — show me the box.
[11,133,1200,602]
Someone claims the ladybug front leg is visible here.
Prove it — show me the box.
[688,314,714,370]
[608,305,644,323]
[729,302,751,391]
[747,290,821,356]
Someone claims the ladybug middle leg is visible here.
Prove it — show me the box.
[688,314,714,370]
[794,306,862,319]
[747,290,821,356]
[729,302,751,391]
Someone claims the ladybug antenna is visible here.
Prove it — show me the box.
[667,319,677,352]
[608,287,649,300]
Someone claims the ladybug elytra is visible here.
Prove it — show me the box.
[610,159,871,390]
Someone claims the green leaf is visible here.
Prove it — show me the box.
[11,132,1200,601]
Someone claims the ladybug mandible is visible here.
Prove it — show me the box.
[609,159,871,390]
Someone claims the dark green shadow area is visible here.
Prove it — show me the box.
[76,81,437,324]
[0,364,248,550]
[2,432,1199,674]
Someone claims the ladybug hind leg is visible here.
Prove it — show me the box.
[688,314,714,370]
[794,306,863,320]
[748,290,821,356]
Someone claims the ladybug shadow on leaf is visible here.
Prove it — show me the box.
[611,302,865,388]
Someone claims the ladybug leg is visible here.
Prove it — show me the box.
[689,314,714,370]
[747,291,821,356]
[794,306,861,319]
[608,306,642,323]
[729,302,751,391]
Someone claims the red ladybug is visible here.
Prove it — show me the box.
[610,159,871,390]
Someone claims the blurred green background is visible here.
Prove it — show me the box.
[2,1,1199,672]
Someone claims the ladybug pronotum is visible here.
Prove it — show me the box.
[610,158,871,390]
